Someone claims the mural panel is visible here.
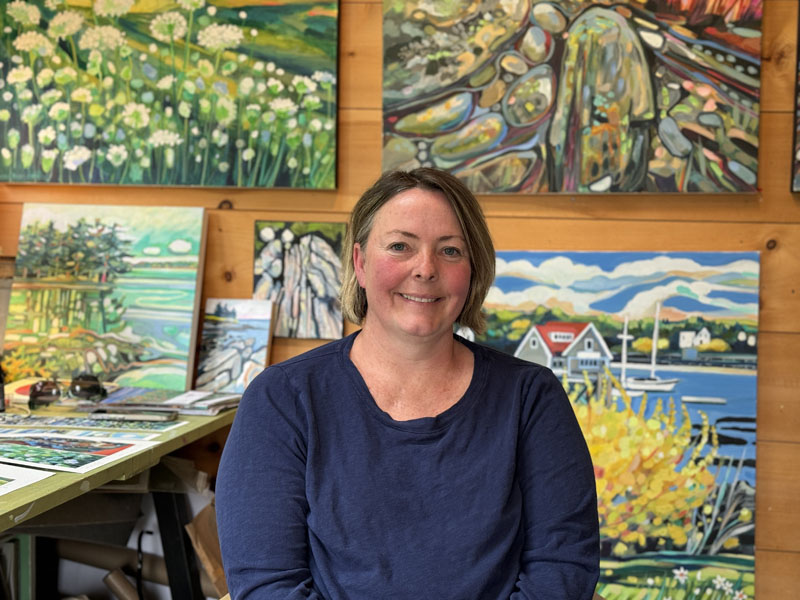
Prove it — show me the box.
[3,203,206,390]
[253,220,345,339]
[0,0,337,188]
[476,251,759,598]
[383,1,762,193]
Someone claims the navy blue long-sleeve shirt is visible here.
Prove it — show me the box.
[216,332,599,599]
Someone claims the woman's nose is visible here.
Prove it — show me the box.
[413,251,437,280]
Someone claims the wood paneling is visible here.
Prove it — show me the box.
[756,549,800,598]
[0,0,798,592]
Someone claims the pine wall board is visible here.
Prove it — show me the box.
[0,0,799,594]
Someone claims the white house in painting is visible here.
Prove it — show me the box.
[514,321,613,379]
[679,326,712,348]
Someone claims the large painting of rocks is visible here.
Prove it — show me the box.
[476,250,759,598]
[195,298,274,393]
[0,0,337,189]
[383,1,762,193]
[253,221,345,339]
[3,204,206,390]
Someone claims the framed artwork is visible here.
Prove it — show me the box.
[476,251,758,598]
[0,0,337,189]
[195,298,274,393]
[383,1,762,193]
[2,203,207,390]
[253,220,345,339]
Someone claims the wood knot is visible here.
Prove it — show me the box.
[217,199,233,210]
[766,239,777,250]
[224,270,234,282]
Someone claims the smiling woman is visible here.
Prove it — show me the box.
[216,168,601,599]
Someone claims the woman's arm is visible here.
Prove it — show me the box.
[511,369,600,599]
[216,367,322,599]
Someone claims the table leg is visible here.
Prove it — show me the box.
[152,492,204,600]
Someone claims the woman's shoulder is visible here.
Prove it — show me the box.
[459,334,550,375]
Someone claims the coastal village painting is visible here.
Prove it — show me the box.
[0,0,338,188]
[195,298,274,393]
[2,203,206,390]
[383,0,762,193]
[475,251,759,598]
[253,220,345,339]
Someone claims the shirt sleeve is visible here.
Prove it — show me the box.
[216,366,322,599]
[510,368,600,599]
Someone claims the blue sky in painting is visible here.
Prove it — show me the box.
[487,251,760,321]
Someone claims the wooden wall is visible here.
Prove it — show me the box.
[1,0,799,595]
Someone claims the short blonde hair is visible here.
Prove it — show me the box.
[340,168,495,335]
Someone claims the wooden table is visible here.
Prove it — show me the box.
[0,406,236,598]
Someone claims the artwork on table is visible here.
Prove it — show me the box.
[3,203,207,390]
[474,251,759,598]
[195,298,274,393]
[0,0,337,189]
[0,433,157,473]
[0,427,161,441]
[253,221,345,339]
[0,413,185,434]
[383,1,762,193]
[0,462,53,496]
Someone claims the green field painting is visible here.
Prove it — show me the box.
[0,0,337,188]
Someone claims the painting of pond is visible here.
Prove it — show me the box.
[2,203,206,390]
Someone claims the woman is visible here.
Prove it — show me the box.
[216,168,600,599]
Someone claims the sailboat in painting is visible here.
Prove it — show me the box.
[624,302,679,392]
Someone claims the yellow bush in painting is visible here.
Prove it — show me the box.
[565,368,718,557]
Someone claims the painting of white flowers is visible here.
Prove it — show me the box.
[0,0,338,188]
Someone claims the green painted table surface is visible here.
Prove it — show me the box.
[0,407,235,533]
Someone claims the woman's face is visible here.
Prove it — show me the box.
[353,187,471,343]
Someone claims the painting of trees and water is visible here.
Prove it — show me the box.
[473,251,758,598]
[0,0,337,188]
[383,0,761,193]
[2,204,206,390]
[253,220,345,339]
[195,298,273,393]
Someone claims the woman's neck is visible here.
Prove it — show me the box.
[349,323,473,421]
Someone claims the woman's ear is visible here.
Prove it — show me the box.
[353,242,366,288]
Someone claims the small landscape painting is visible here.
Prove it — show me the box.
[0,433,156,473]
[2,203,206,390]
[195,298,274,393]
[253,220,345,339]
[473,250,759,598]
[0,0,338,188]
[383,0,761,193]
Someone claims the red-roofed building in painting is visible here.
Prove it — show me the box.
[514,321,613,380]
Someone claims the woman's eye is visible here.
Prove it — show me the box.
[443,247,461,256]
[389,242,406,251]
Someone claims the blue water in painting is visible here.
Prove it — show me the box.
[111,268,199,359]
[609,365,757,486]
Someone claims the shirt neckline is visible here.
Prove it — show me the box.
[339,330,487,434]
